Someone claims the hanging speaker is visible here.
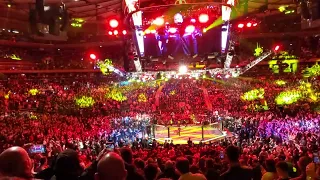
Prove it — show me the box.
[317,0,320,19]
[300,1,311,19]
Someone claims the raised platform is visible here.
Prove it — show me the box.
[153,124,227,144]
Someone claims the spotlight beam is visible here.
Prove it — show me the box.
[239,51,272,75]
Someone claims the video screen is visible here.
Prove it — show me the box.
[142,4,222,59]
[29,145,46,154]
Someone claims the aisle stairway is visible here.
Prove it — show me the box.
[200,86,213,111]
[155,85,164,107]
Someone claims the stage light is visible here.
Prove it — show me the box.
[113,30,118,35]
[108,31,113,35]
[190,18,196,23]
[122,30,127,35]
[238,23,244,28]
[153,17,164,26]
[178,65,188,74]
[90,54,96,60]
[109,19,119,28]
[278,5,287,12]
[246,22,252,27]
[199,14,209,23]
[185,25,195,33]
[203,28,207,33]
[274,45,280,51]
[168,27,177,34]
[253,23,258,27]
[145,29,151,34]
[150,29,156,34]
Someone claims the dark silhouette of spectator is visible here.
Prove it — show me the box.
[220,145,253,180]
[176,157,206,180]
[53,149,83,180]
[157,160,179,180]
[95,152,127,180]
[291,156,311,180]
[261,159,277,180]
[0,147,33,180]
[144,163,158,180]
[205,158,219,180]
[120,148,145,180]
[276,161,290,180]
[134,158,145,176]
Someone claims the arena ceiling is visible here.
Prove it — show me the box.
[0,0,296,32]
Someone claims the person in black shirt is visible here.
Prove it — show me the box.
[276,161,291,180]
[220,145,254,180]
[187,138,192,146]
[120,148,145,180]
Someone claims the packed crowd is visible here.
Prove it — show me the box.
[158,79,207,124]
[0,67,319,180]
[1,135,320,180]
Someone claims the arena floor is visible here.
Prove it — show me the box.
[154,125,227,144]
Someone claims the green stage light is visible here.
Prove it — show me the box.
[275,80,287,86]
[29,89,39,96]
[275,90,302,105]
[302,63,320,78]
[97,59,113,75]
[254,43,263,57]
[241,88,265,101]
[278,5,288,12]
[75,96,95,108]
[106,88,127,102]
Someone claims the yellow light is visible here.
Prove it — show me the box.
[278,5,287,12]
[7,4,11,8]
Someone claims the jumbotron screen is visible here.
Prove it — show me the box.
[141,4,222,59]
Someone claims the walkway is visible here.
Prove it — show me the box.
[200,86,212,111]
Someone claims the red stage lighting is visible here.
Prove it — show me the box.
[108,31,113,35]
[238,23,244,28]
[274,45,280,51]
[246,22,252,27]
[168,27,177,34]
[122,30,127,35]
[153,17,165,26]
[253,23,258,27]
[185,25,195,33]
[89,54,96,60]
[113,30,118,35]
[109,19,119,28]
[199,14,209,23]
